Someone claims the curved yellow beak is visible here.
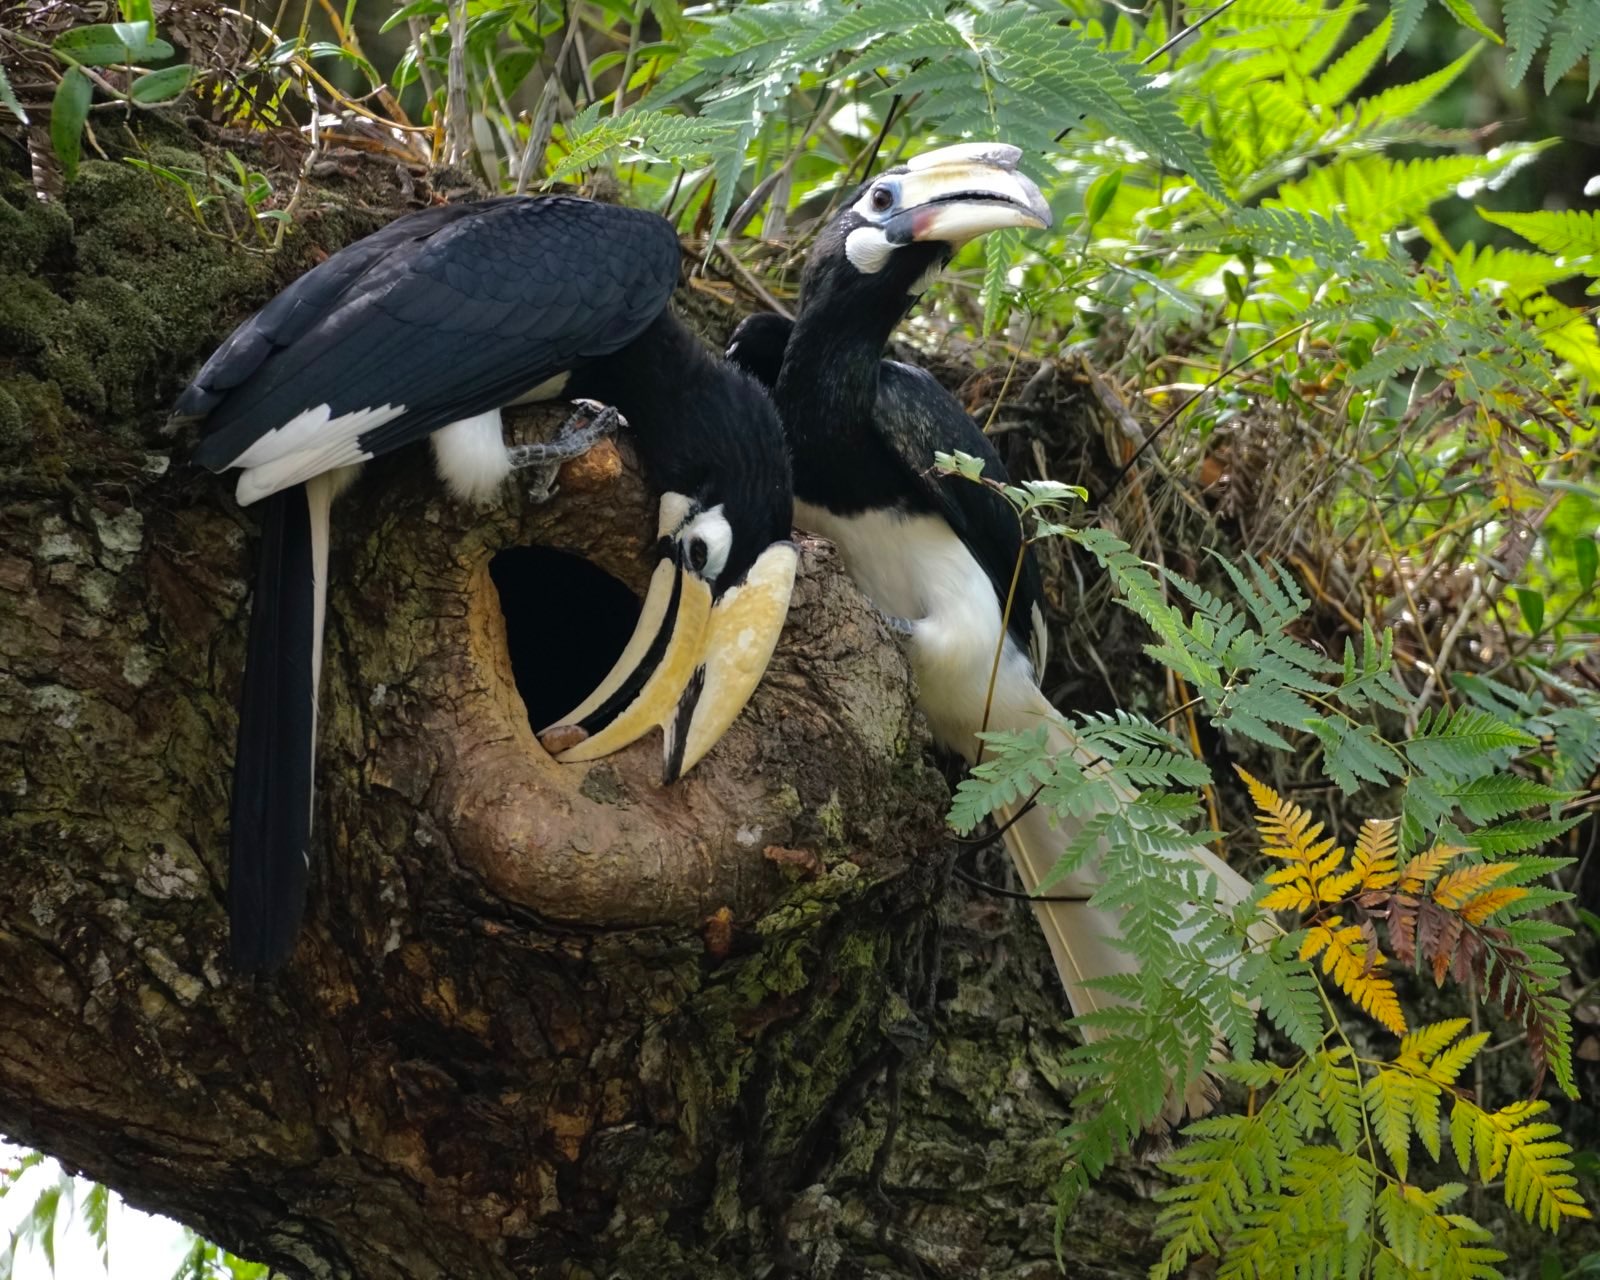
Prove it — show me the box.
[663,541,798,781]
[541,542,797,781]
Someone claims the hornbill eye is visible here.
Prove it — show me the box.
[688,538,709,573]
[869,185,895,213]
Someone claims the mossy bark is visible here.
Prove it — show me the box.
[0,140,1160,1278]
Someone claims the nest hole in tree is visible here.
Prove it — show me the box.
[487,545,642,731]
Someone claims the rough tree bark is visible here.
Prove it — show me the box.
[0,139,1161,1277]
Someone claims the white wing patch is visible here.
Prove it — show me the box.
[232,402,404,506]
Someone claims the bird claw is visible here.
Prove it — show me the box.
[508,401,625,503]
[875,607,915,637]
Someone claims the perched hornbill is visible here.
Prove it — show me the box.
[727,144,1257,1056]
[178,196,796,973]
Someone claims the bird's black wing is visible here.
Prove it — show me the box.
[875,360,1048,674]
[727,315,1048,675]
[187,197,681,472]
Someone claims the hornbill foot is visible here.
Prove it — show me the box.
[874,606,916,637]
[508,400,625,502]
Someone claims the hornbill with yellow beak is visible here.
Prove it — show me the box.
[727,144,1257,1055]
[179,196,796,973]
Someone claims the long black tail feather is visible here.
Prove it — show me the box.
[228,484,320,972]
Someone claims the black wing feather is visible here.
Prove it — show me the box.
[187,197,680,472]
[874,361,1047,670]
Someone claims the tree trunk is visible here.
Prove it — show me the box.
[0,139,1160,1278]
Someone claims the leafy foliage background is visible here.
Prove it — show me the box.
[2,0,1599,1275]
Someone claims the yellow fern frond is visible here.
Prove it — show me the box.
[1433,862,1518,909]
[1301,917,1407,1035]
[1429,1031,1490,1086]
[1459,886,1530,925]
[1238,767,1352,908]
[1452,1098,1592,1230]
[1399,1019,1470,1064]
[1260,884,1314,912]
[1494,1102,1591,1231]
[1352,817,1400,889]
[1398,843,1469,893]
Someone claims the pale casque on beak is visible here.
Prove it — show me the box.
[842,143,1053,273]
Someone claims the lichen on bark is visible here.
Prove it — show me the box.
[0,134,1162,1278]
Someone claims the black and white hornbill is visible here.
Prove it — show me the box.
[727,143,1257,1050]
[177,196,796,973]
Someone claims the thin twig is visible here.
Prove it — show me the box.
[713,242,794,318]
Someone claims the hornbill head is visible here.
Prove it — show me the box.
[803,143,1052,317]
[542,376,797,783]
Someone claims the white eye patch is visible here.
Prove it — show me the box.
[845,226,895,274]
[681,505,733,582]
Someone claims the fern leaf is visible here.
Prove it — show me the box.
[1353,818,1400,890]
[1490,1100,1591,1228]
[1506,0,1559,83]
[1398,842,1468,892]
[1312,720,1407,794]
[1389,0,1430,53]
[1445,775,1575,823]
[1460,886,1532,925]
[1302,917,1407,1035]
[1316,1049,1364,1152]
[1366,1067,1420,1179]
[1350,43,1482,125]
[1479,206,1600,258]
[1433,862,1522,909]
[1469,817,1583,857]
[1429,1030,1491,1086]
[1312,14,1391,105]
[1545,0,1600,92]
[1241,945,1327,1053]
[1399,1018,1471,1064]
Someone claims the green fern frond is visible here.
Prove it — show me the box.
[1311,13,1391,105]
[1406,707,1538,778]
[1544,0,1600,92]
[1389,0,1431,53]
[1507,0,1559,83]
[1443,775,1574,823]
[1350,42,1482,125]
[1240,943,1327,1053]
[548,104,739,182]
[1479,206,1600,259]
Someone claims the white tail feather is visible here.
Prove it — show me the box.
[992,691,1261,1120]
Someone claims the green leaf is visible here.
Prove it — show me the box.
[1479,206,1600,258]
[1438,0,1503,45]
[1446,775,1573,823]
[1241,945,1326,1054]
[982,227,1020,336]
[379,0,447,33]
[1516,586,1546,635]
[52,21,175,66]
[1506,0,1558,83]
[1084,168,1120,230]
[129,64,193,104]
[0,59,27,124]
[1575,536,1597,595]
[1389,0,1430,54]
[49,68,92,183]
[120,0,155,23]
